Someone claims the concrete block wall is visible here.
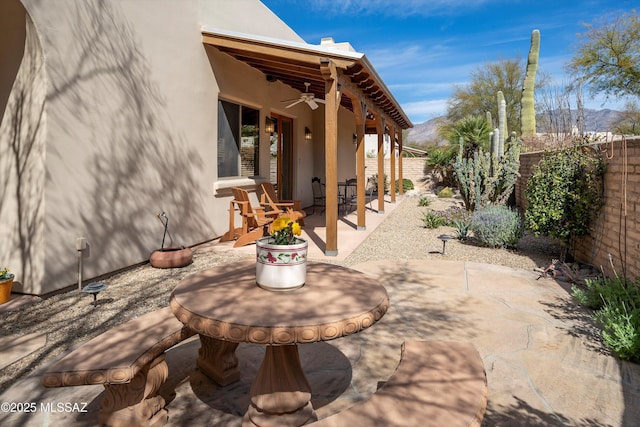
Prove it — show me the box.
[364,157,425,187]
[516,137,640,279]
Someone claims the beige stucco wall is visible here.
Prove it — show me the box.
[0,6,47,295]
[1,0,356,295]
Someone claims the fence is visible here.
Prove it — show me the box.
[516,137,640,279]
[364,157,426,187]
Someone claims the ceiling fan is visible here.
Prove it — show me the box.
[282,82,325,110]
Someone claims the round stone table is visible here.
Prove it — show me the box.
[170,260,389,427]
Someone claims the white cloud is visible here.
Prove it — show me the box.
[402,99,448,123]
[304,0,493,17]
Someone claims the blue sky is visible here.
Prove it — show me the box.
[261,0,637,124]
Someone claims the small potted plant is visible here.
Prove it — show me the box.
[0,267,15,304]
[149,212,193,269]
[256,217,307,291]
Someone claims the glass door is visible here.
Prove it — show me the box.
[270,115,294,200]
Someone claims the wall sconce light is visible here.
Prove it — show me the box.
[352,133,358,145]
[305,127,313,141]
[265,116,275,134]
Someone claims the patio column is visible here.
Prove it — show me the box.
[321,59,339,256]
[398,130,404,195]
[389,123,396,203]
[353,100,367,230]
[376,116,385,214]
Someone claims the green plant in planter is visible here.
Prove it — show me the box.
[0,267,13,281]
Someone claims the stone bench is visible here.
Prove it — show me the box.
[41,306,195,427]
[312,340,488,426]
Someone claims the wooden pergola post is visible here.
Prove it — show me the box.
[389,123,396,203]
[353,100,367,230]
[321,59,339,256]
[376,116,385,214]
[398,131,404,195]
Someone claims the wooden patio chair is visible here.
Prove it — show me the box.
[259,182,306,225]
[220,187,282,248]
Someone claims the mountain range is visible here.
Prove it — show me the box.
[406,108,624,147]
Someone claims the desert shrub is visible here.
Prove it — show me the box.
[437,206,471,225]
[417,196,431,207]
[425,145,457,186]
[437,187,454,198]
[452,130,522,211]
[524,144,605,245]
[452,220,471,240]
[370,173,389,193]
[396,178,414,192]
[596,303,640,361]
[572,276,640,361]
[421,211,445,228]
[470,205,522,248]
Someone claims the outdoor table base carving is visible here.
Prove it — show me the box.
[170,260,389,427]
[196,336,240,386]
[244,345,316,426]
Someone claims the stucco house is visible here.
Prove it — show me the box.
[0,0,411,295]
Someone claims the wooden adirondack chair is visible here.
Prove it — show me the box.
[259,182,306,225]
[220,187,282,248]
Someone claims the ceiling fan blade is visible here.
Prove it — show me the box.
[314,98,325,104]
[285,99,304,108]
[281,98,299,103]
[306,99,319,110]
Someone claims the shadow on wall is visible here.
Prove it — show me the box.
[4,1,212,292]
[0,6,46,292]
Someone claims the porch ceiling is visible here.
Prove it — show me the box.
[201,27,412,130]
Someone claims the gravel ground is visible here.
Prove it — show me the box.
[343,193,564,271]
[0,193,563,394]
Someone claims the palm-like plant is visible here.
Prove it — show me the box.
[450,115,490,158]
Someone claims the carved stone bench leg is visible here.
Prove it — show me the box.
[99,354,169,427]
[197,335,240,386]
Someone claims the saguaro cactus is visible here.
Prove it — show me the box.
[497,91,506,157]
[521,29,540,138]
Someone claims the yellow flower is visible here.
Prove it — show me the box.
[291,222,301,236]
[271,217,291,232]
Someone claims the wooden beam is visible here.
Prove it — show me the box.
[321,59,340,256]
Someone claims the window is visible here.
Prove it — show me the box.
[217,100,259,177]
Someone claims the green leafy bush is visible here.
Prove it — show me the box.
[524,144,605,245]
[470,205,522,248]
[572,276,640,361]
[437,187,454,198]
[596,302,640,361]
[421,211,445,228]
[396,178,414,192]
